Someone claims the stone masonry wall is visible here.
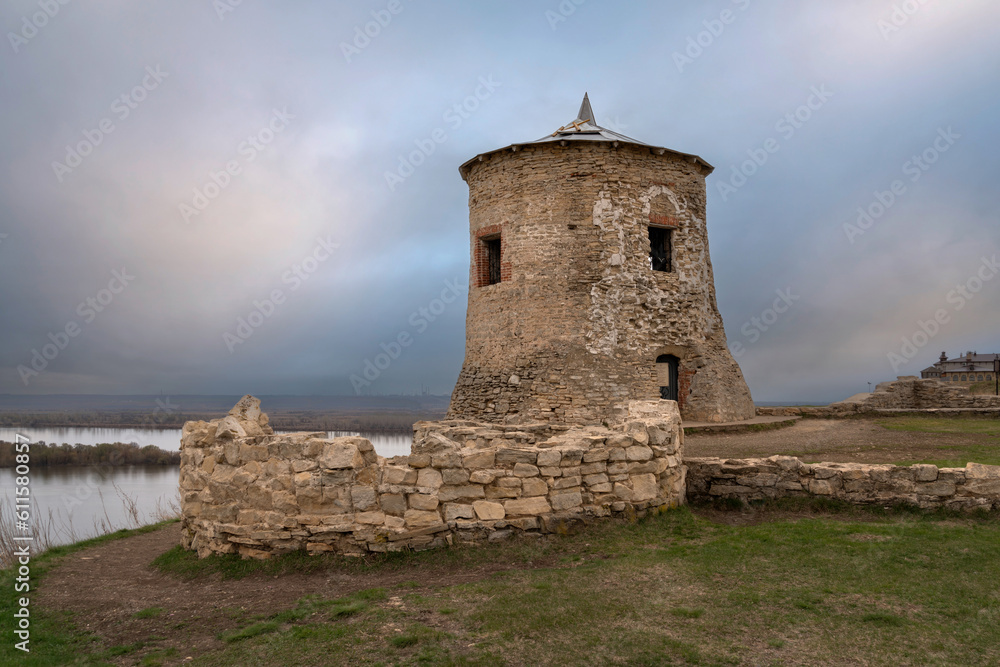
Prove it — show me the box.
[448,141,754,426]
[757,377,1000,418]
[687,456,1000,512]
[180,397,686,559]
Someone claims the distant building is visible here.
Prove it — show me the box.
[921,351,998,384]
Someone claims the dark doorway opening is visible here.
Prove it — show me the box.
[656,354,679,401]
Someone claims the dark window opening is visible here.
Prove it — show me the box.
[649,226,672,273]
[485,237,501,285]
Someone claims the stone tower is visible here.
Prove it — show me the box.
[447,94,754,424]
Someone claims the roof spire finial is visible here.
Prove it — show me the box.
[576,92,595,125]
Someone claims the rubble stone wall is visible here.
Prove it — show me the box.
[687,456,1000,512]
[180,398,686,559]
[757,377,1000,418]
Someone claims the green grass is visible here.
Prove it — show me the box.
[876,416,1000,466]
[0,519,179,666]
[149,507,1000,666]
[13,508,1000,665]
[968,380,998,395]
[133,606,165,619]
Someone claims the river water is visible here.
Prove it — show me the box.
[0,427,413,550]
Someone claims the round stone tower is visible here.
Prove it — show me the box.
[447,94,754,424]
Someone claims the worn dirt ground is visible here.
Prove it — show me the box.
[684,417,993,464]
[34,523,551,664]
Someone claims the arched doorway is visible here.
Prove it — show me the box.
[656,354,679,401]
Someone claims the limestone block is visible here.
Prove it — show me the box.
[409,453,432,468]
[444,503,475,521]
[291,459,317,473]
[917,480,956,497]
[380,493,407,516]
[536,449,562,467]
[469,469,497,484]
[613,483,633,500]
[583,473,609,486]
[913,464,939,482]
[443,468,471,485]
[496,449,538,465]
[462,450,496,469]
[551,490,583,511]
[513,463,540,477]
[384,466,419,485]
[319,443,364,470]
[808,479,835,495]
[408,494,439,511]
[215,416,247,440]
[552,476,581,490]
[417,468,444,489]
[625,445,653,461]
[966,463,1000,479]
[272,491,298,514]
[404,509,443,527]
[624,422,649,445]
[473,500,506,520]
[631,474,658,501]
[438,485,486,502]
[560,450,584,466]
[355,511,386,525]
[228,394,262,423]
[583,449,610,463]
[432,452,463,468]
[503,497,552,516]
[521,478,548,497]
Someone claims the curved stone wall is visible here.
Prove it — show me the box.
[180,397,686,559]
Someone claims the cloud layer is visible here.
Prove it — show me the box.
[1,0,998,404]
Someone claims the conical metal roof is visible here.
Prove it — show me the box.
[528,92,648,146]
[459,93,712,179]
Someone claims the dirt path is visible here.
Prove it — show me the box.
[35,523,538,665]
[685,418,988,464]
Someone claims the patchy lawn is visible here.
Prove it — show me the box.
[686,415,1000,467]
[13,505,1000,666]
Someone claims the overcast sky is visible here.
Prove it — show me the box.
[1,0,998,404]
